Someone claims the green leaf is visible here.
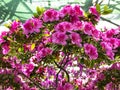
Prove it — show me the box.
[96,4,101,13]
[90,60,95,68]
[36,6,45,15]
[103,5,109,11]
[18,47,24,52]
[102,9,113,15]
[102,5,113,15]
[31,43,35,51]
[33,13,39,18]
[36,6,41,15]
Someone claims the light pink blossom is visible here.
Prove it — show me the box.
[10,20,20,33]
[60,5,73,17]
[84,43,98,60]
[57,83,74,90]
[52,32,68,45]
[2,42,10,55]
[70,32,82,47]
[106,50,114,60]
[55,22,73,33]
[22,63,34,77]
[84,22,95,35]
[89,6,100,21]
[23,18,42,35]
[73,5,84,17]
[73,21,83,30]
[43,9,59,22]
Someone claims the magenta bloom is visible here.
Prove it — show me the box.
[105,29,119,38]
[97,73,105,81]
[91,29,101,40]
[60,5,73,17]
[100,41,115,60]
[100,42,112,51]
[57,83,74,90]
[10,20,20,33]
[2,43,10,55]
[106,50,114,60]
[111,62,120,70]
[23,18,42,35]
[43,9,59,22]
[0,31,8,44]
[63,83,74,90]
[73,5,84,17]
[70,32,82,47]
[22,63,34,77]
[89,6,100,21]
[73,21,83,30]
[84,43,98,60]
[109,38,120,49]
[36,47,52,61]
[105,82,113,90]
[55,22,73,33]
[0,26,10,44]
[70,15,79,23]
[84,22,95,35]
[52,32,68,45]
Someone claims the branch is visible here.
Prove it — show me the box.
[101,17,120,27]
[54,53,70,87]
[20,72,44,90]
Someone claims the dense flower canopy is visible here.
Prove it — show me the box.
[0,4,120,90]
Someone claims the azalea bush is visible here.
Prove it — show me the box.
[0,4,120,90]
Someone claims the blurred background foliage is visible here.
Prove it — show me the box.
[0,0,120,27]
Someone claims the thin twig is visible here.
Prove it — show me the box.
[101,17,120,27]
[20,72,44,90]
[54,53,70,87]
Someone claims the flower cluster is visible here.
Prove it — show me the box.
[84,43,98,60]
[0,4,120,90]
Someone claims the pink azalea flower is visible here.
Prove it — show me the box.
[52,32,68,45]
[5,86,13,90]
[55,22,73,33]
[97,73,105,81]
[10,20,20,33]
[111,62,120,70]
[36,47,52,60]
[105,82,113,90]
[43,9,59,22]
[60,5,73,17]
[70,15,79,23]
[23,18,42,35]
[73,21,83,30]
[106,50,114,60]
[22,63,34,77]
[109,38,120,49]
[2,42,10,55]
[64,83,74,90]
[70,32,82,47]
[30,87,38,90]
[84,22,95,35]
[57,85,64,90]
[0,26,9,44]
[0,31,8,44]
[73,5,84,17]
[89,6,100,21]
[57,83,74,90]
[91,29,101,40]
[105,29,119,38]
[100,42,112,51]
[84,43,98,60]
